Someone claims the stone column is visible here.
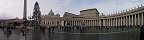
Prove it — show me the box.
[86,20,87,26]
[142,13,144,25]
[91,20,92,26]
[69,20,72,26]
[77,21,78,26]
[84,20,87,26]
[79,20,81,26]
[126,16,128,26]
[100,20,101,26]
[120,17,122,26]
[103,19,105,26]
[89,20,90,26]
[65,21,67,26]
[114,18,116,26]
[91,20,93,26]
[71,20,73,26]
[90,20,92,26]
[98,20,99,26]
[94,20,95,26]
[120,17,121,26]
[92,20,93,26]
[65,21,68,26]
[117,18,118,26]
[107,19,109,26]
[138,14,140,25]
[92,20,94,26]
[107,19,108,26]
[73,21,75,26]
[110,18,112,26]
[119,17,121,26]
[88,20,90,26]
[76,20,78,26]
[135,14,137,25]
[95,20,97,26]
[116,18,117,26]
[117,18,119,26]
[112,19,113,26]
[105,19,106,26]
[110,19,111,26]
[106,19,108,26]
[77,21,79,26]
[78,20,80,26]
[73,20,75,26]
[132,15,134,26]
[71,21,73,26]
[112,18,115,26]
[93,20,94,26]
[108,19,110,26]
[69,21,70,26]
[85,20,87,26]
[129,16,131,25]
[89,20,91,26]
[75,21,76,26]
[68,21,70,26]
[123,17,125,26]
[75,21,77,26]
[95,20,96,26]
[90,20,91,26]
[96,20,98,26]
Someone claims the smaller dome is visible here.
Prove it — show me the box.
[48,9,54,16]
[56,14,60,17]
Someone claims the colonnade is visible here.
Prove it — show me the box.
[104,13,144,26]
[64,12,144,26]
[64,20,82,26]
[64,20,100,26]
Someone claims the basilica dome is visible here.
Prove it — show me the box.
[48,9,54,16]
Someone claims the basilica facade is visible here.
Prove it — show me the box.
[41,10,62,26]
[41,5,144,27]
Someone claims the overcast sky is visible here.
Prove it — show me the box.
[0,0,144,19]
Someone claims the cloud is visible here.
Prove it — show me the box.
[0,0,23,19]
[86,0,144,15]
[0,0,143,19]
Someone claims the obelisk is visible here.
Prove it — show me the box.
[20,0,27,40]
[23,0,27,20]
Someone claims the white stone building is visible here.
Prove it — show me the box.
[41,6,144,27]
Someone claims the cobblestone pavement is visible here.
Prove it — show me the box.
[0,27,140,40]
